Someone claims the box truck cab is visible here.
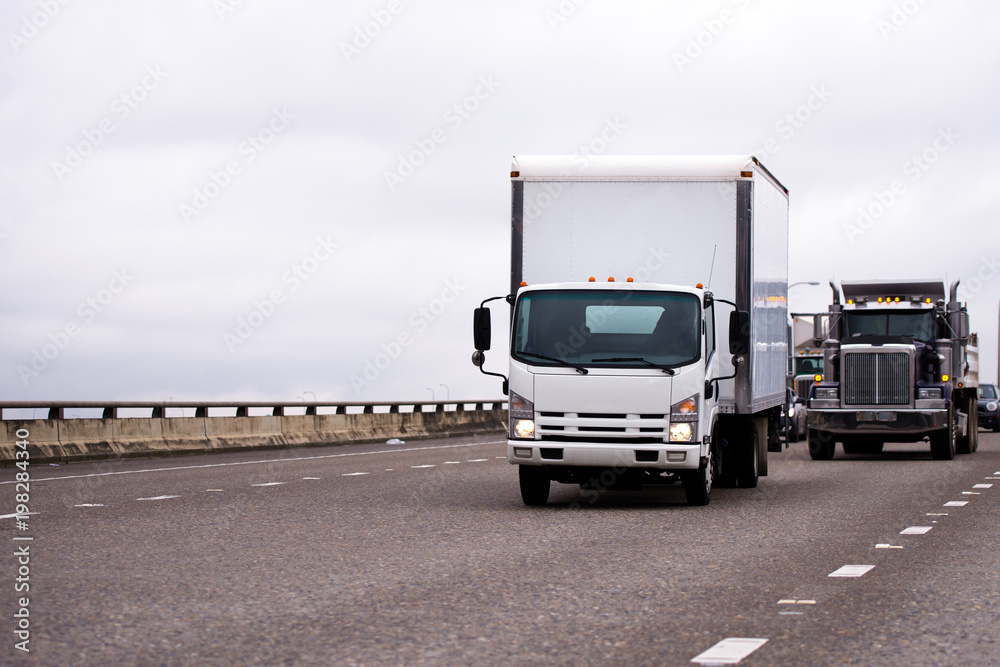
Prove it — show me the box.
[473,155,790,506]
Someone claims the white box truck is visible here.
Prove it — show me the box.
[472,155,789,505]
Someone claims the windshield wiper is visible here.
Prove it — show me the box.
[518,352,588,375]
[591,357,676,375]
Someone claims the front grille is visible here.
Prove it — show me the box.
[844,351,910,406]
[795,376,815,400]
[536,412,669,444]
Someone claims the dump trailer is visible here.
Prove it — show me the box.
[472,155,789,506]
[806,279,979,460]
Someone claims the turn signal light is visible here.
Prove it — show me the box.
[941,374,950,382]
[814,374,822,382]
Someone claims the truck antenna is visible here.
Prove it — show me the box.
[706,245,717,290]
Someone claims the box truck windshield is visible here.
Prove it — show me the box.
[511,290,700,369]
[844,310,934,341]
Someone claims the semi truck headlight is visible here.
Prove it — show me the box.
[815,387,839,399]
[513,419,535,439]
[509,391,535,440]
[917,388,943,400]
[669,422,693,442]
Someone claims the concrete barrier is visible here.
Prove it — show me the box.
[0,402,507,464]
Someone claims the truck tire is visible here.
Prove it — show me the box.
[519,465,550,506]
[683,455,712,506]
[737,422,759,488]
[957,397,977,454]
[808,429,836,460]
[930,406,956,460]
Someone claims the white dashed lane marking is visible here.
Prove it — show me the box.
[973,483,992,489]
[136,495,180,501]
[692,638,768,664]
[251,482,285,487]
[342,472,370,477]
[900,526,933,535]
[944,501,968,507]
[829,565,874,578]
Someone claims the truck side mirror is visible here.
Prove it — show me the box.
[473,307,492,351]
[729,310,750,356]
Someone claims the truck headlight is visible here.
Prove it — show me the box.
[917,388,943,400]
[513,419,535,439]
[509,391,535,440]
[669,422,693,442]
[669,395,698,442]
[814,387,839,399]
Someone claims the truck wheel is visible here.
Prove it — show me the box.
[930,407,956,460]
[737,422,759,488]
[683,455,712,506]
[808,429,836,460]
[957,397,976,455]
[518,466,550,506]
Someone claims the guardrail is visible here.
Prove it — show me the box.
[1,400,508,464]
[0,400,507,419]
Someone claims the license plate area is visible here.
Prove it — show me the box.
[858,411,897,422]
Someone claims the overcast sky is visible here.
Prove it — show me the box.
[3,0,999,405]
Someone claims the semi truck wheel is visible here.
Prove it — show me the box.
[930,406,956,460]
[957,397,977,454]
[683,454,712,506]
[518,465,550,506]
[808,429,836,460]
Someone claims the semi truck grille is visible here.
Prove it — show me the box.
[795,376,815,400]
[844,351,911,406]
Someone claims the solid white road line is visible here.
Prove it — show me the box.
[0,440,507,485]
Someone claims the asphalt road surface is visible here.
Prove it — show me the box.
[3,431,1000,665]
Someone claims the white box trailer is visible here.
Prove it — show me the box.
[473,155,789,505]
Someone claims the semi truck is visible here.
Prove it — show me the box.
[471,155,789,506]
[790,313,826,398]
[806,279,979,460]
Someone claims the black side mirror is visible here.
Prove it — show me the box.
[729,310,750,356]
[473,307,492,351]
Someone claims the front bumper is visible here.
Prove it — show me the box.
[979,411,999,429]
[807,408,947,435]
[507,441,701,470]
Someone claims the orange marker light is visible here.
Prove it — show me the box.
[626,277,633,282]
[588,277,596,282]
[608,277,615,282]
[696,283,704,289]
[520,281,527,287]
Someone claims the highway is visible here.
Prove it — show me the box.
[3,431,1000,665]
